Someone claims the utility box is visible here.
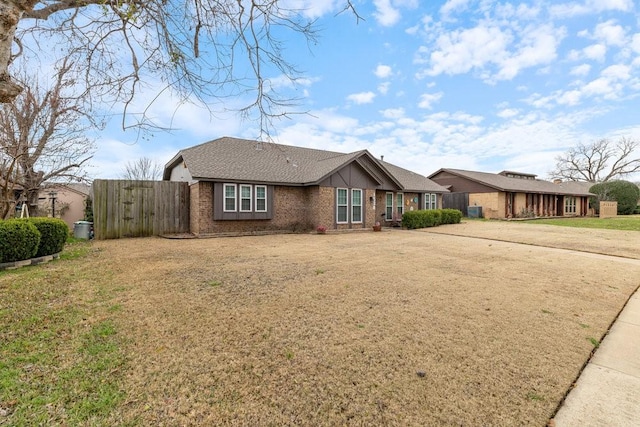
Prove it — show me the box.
[74,221,93,239]
[467,206,483,218]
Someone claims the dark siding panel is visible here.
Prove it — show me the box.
[213,182,274,221]
[430,173,497,193]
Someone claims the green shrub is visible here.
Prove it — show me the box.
[402,209,462,229]
[27,217,69,257]
[0,219,41,263]
[589,180,640,215]
[440,209,463,224]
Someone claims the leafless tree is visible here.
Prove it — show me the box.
[549,138,640,183]
[0,58,96,218]
[121,156,163,180]
[0,1,359,135]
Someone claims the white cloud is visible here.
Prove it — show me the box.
[583,44,607,61]
[497,108,519,119]
[418,92,443,109]
[632,34,640,54]
[374,64,393,78]
[373,0,401,27]
[494,24,565,81]
[570,64,591,76]
[380,107,405,119]
[439,0,470,19]
[378,82,391,95]
[346,91,376,104]
[418,24,510,77]
[549,0,634,18]
[593,20,627,47]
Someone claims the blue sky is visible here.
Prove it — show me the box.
[88,0,640,181]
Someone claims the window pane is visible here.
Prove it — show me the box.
[224,185,236,211]
[241,186,251,198]
[352,206,361,222]
[241,199,251,210]
[255,186,266,212]
[352,190,361,206]
[337,189,347,205]
[338,206,348,222]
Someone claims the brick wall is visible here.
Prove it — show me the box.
[469,192,502,219]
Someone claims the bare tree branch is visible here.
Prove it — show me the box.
[0,58,97,218]
[549,138,640,183]
[121,157,163,180]
[0,1,358,137]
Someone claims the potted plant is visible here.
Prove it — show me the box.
[373,221,382,232]
[316,225,327,234]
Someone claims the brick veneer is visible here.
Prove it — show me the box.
[190,182,384,234]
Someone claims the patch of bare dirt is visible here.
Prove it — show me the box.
[90,225,639,425]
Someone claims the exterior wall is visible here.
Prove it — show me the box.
[514,193,527,217]
[430,171,496,193]
[189,182,201,235]
[192,183,314,234]
[469,192,503,219]
[38,185,89,229]
[364,188,376,228]
[170,162,193,182]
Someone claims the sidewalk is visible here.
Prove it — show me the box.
[552,288,640,426]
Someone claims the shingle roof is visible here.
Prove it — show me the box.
[165,137,448,193]
[430,168,594,196]
[381,161,448,192]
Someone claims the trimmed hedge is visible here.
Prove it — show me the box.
[402,209,463,229]
[27,218,68,257]
[0,219,41,263]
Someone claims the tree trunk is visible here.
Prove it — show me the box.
[0,1,26,102]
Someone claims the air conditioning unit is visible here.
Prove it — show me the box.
[467,206,483,218]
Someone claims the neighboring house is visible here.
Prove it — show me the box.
[164,137,448,235]
[38,183,91,229]
[429,168,594,219]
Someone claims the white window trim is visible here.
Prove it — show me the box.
[351,189,363,224]
[223,183,237,212]
[337,188,349,224]
[239,184,252,212]
[385,192,394,222]
[396,193,404,216]
[425,193,437,210]
[255,185,267,212]
[565,196,577,214]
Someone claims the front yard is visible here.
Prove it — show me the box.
[1,223,638,425]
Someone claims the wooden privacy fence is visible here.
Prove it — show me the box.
[92,180,190,239]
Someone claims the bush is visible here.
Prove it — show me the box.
[0,219,41,263]
[27,218,68,257]
[589,180,640,215]
[402,209,462,229]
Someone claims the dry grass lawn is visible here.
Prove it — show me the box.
[75,222,639,426]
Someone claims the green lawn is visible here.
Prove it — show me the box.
[524,216,640,231]
[0,241,126,425]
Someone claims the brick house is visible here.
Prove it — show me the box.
[163,137,449,235]
[428,168,594,219]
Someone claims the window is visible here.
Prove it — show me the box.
[255,185,267,212]
[396,193,404,217]
[240,185,252,212]
[224,184,236,212]
[337,188,348,223]
[425,193,437,210]
[565,196,577,214]
[386,192,393,221]
[352,189,362,223]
